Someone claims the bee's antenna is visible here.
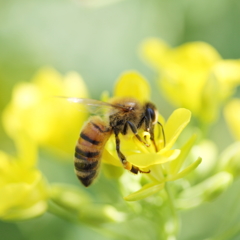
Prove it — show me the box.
[157,121,166,147]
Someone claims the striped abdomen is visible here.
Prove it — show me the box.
[74,116,112,187]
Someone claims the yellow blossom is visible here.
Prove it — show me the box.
[0,136,48,220]
[2,67,89,156]
[123,128,201,201]
[141,38,240,123]
[100,71,201,201]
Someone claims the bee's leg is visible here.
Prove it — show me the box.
[157,121,166,148]
[122,122,128,135]
[137,116,151,143]
[138,116,151,132]
[137,116,145,129]
[149,124,158,152]
[131,166,150,174]
[114,129,130,171]
[138,108,165,152]
[113,129,150,174]
[127,121,150,147]
[145,108,160,152]
[145,109,152,132]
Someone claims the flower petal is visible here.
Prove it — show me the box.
[173,42,221,68]
[165,108,191,150]
[213,60,240,89]
[102,148,122,167]
[199,74,221,123]
[63,71,89,97]
[140,38,170,69]
[114,71,151,102]
[169,134,197,175]
[127,149,181,168]
[124,182,165,201]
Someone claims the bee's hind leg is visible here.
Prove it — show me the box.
[114,130,130,170]
[114,129,150,174]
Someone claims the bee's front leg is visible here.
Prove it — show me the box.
[142,109,159,152]
[127,121,150,147]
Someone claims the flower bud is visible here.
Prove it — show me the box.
[177,172,233,209]
[218,142,240,178]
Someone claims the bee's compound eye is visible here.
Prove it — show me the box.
[148,108,158,124]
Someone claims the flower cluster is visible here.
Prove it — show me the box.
[2,40,239,240]
[141,39,240,123]
[0,67,90,221]
[2,67,89,156]
[0,136,48,220]
[140,39,240,219]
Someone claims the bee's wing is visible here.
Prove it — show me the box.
[56,96,128,115]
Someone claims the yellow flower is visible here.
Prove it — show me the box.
[224,98,240,141]
[2,67,89,156]
[101,71,201,201]
[141,38,240,123]
[123,122,201,201]
[0,136,48,220]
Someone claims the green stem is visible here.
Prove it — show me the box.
[165,182,180,239]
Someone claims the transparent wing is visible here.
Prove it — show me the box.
[56,96,128,115]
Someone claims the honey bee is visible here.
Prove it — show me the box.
[62,97,165,187]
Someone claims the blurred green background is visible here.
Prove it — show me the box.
[1,0,240,239]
